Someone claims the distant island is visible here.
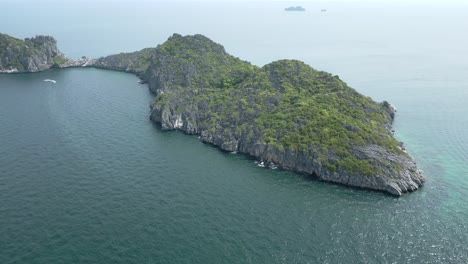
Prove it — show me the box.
[0,32,425,196]
[0,33,93,73]
[285,6,305,12]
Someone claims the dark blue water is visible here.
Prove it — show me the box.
[1,1,467,263]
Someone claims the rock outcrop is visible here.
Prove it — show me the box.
[285,6,306,11]
[0,32,426,195]
[0,33,91,73]
[92,34,424,196]
[91,48,154,76]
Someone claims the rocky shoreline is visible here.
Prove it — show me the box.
[148,90,424,196]
[0,33,96,73]
[56,57,96,69]
[0,57,96,73]
[0,68,19,73]
[0,33,425,196]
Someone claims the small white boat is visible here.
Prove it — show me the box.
[43,79,57,84]
[269,163,278,170]
[258,161,265,168]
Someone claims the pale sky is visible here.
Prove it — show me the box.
[143,0,468,6]
[4,0,467,5]
[167,0,466,3]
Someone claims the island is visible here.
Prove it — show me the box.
[285,6,306,12]
[0,33,93,73]
[0,32,425,196]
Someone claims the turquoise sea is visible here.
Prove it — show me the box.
[1,1,467,263]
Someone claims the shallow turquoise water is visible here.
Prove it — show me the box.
[1,1,468,263]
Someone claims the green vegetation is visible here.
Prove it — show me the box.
[94,48,155,74]
[158,59,402,175]
[0,32,423,192]
[0,33,63,72]
[0,33,28,70]
[245,61,403,174]
[53,56,68,65]
[148,34,257,89]
[101,34,408,177]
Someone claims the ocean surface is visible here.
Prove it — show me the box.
[1,1,468,263]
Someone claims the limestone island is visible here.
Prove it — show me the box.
[0,33,93,73]
[285,6,306,12]
[0,32,425,196]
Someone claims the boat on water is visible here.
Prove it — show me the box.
[43,79,57,84]
[258,161,265,168]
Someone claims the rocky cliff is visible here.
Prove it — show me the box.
[93,34,424,195]
[0,32,425,195]
[0,33,92,73]
[91,48,154,76]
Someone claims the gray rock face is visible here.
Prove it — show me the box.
[90,48,156,81]
[0,33,93,73]
[136,36,426,196]
[149,101,425,196]
[1,35,58,72]
[1,32,426,196]
[56,57,96,68]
